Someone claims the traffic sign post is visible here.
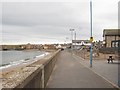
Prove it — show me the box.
[90,0,93,68]
[90,37,93,42]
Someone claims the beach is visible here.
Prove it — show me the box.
[0,50,51,78]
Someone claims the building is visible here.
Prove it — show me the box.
[103,29,120,48]
[26,43,32,49]
[0,45,2,50]
[72,40,91,49]
[43,44,56,50]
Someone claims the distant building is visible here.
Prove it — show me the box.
[43,44,56,50]
[56,44,62,49]
[26,43,32,49]
[0,45,2,50]
[103,29,120,47]
[72,40,91,49]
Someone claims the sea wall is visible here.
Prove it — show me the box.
[2,50,60,89]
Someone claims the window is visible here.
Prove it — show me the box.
[112,42,115,47]
[116,42,118,47]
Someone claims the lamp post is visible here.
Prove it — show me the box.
[69,29,75,41]
[69,29,75,51]
[90,0,93,67]
[74,31,76,41]
[74,31,76,43]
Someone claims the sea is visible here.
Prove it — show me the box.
[0,50,49,70]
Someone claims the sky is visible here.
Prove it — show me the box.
[0,0,119,44]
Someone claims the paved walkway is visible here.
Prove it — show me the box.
[73,53,118,87]
[46,51,116,88]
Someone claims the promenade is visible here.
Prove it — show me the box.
[46,50,118,88]
[73,53,118,87]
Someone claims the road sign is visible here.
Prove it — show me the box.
[90,37,93,42]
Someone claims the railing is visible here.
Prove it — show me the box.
[2,50,60,89]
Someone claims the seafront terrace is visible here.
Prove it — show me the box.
[1,49,120,89]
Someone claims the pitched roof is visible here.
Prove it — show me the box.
[103,29,120,36]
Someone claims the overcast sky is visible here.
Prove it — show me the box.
[0,0,119,44]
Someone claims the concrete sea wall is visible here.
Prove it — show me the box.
[2,50,60,89]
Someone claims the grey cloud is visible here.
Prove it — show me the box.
[1,1,118,44]
[2,2,82,27]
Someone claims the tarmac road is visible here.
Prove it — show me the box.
[46,50,117,88]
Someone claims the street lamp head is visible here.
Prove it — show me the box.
[69,29,75,31]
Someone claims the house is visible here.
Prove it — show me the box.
[103,29,120,48]
[43,44,56,50]
[26,43,32,49]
